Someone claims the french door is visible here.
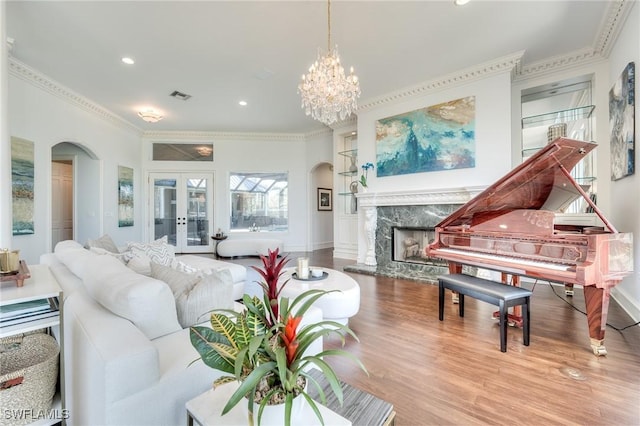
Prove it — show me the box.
[149,173,213,253]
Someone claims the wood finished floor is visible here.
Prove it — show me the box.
[216,249,640,425]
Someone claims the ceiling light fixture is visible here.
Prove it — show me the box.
[121,57,135,65]
[137,109,163,123]
[454,0,471,6]
[298,0,360,126]
[239,100,248,106]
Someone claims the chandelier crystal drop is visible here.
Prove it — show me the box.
[298,0,360,126]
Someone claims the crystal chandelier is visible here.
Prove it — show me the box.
[298,0,360,126]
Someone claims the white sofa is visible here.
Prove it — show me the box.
[39,241,321,426]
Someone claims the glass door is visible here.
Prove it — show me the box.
[149,173,213,253]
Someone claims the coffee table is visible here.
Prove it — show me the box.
[186,369,395,426]
[279,267,360,326]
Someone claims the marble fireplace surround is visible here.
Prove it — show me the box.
[344,187,485,283]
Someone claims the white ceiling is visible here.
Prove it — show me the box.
[6,1,620,134]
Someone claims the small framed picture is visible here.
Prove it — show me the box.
[317,188,332,211]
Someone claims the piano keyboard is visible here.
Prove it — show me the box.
[435,248,572,272]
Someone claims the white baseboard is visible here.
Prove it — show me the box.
[611,286,640,324]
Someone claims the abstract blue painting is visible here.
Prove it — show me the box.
[609,62,635,181]
[375,96,475,177]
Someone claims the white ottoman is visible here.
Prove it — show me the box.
[217,238,284,258]
[278,267,360,326]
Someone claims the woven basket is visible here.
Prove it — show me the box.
[0,332,59,426]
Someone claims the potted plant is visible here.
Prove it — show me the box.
[190,249,366,426]
[360,162,374,188]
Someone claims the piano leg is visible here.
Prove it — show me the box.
[564,283,574,296]
[448,262,462,304]
[583,285,610,356]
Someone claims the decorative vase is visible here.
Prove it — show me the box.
[249,393,305,426]
[348,156,358,173]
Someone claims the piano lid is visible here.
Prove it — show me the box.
[437,137,596,229]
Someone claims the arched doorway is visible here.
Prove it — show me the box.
[310,162,334,251]
[50,142,100,249]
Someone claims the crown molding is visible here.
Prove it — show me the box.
[514,0,632,81]
[357,51,524,113]
[8,57,142,136]
[304,126,334,139]
[592,0,634,58]
[141,130,306,142]
[356,187,487,208]
[514,47,605,81]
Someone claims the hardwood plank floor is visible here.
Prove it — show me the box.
[217,249,640,425]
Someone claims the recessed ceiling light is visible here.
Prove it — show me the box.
[121,57,135,65]
[239,101,248,106]
[454,0,471,5]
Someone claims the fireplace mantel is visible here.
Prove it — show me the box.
[356,186,486,208]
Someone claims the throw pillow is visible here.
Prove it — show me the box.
[89,246,127,263]
[126,253,152,276]
[86,234,120,254]
[124,236,174,266]
[150,262,234,328]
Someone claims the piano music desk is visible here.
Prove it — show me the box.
[438,274,533,352]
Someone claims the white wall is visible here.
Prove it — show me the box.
[141,130,333,253]
[608,1,640,321]
[8,72,143,263]
[355,71,513,262]
[357,71,513,194]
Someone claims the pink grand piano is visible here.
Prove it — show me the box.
[427,137,633,356]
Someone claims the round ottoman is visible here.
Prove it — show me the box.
[278,267,360,326]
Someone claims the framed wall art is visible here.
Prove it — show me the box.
[610,62,635,181]
[317,188,332,211]
[375,96,476,177]
[11,137,35,235]
[118,165,134,227]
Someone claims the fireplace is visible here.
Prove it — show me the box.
[344,188,485,283]
[392,226,447,266]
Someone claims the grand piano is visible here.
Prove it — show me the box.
[427,137,633,356]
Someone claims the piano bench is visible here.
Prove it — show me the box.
[438,274,533,353]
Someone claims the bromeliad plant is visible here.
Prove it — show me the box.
[190,248,367,426]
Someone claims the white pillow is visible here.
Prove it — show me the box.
[126,253,152,276]
[124,236,174,266]
[150,263,234,328]
[84,255,181,340]
[86,234,120,254]
[89,246,127,263]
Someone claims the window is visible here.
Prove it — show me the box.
[229,172,288,232]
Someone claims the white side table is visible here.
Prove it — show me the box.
[186,382,351,426]
[0,264,65,426]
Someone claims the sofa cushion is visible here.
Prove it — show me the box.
[55,240,98,280]
[150,262,234,328]
[84,255,181,340]
[86,234,120,253]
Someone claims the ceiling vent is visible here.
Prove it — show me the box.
[170,90,192,101]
